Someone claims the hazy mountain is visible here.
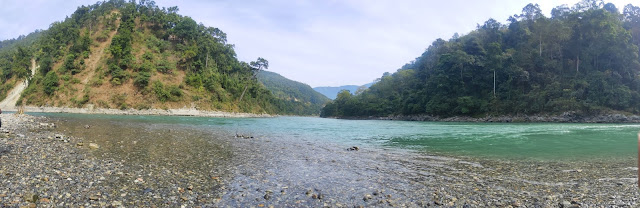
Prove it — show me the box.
[313,82,375,100]
[257,71,330,115]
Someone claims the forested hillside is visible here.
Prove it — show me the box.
[0,0,318,115]
[0,30,42,101]
[323,1,640,118]
[257,71,330,115]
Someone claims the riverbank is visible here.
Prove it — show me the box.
[9,106,274,118]
[0,113,234,207]
[1,113,638,207]
[341,111,640,123]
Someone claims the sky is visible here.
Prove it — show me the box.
[0,0,637,87]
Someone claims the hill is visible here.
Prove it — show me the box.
[257,71,330,115]
[0,0,315,115]
[322,2,640,118]
[313,82,375,100]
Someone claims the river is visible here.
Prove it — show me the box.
[29,113,640,207]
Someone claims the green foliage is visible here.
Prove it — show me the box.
[133,71,151,88]
[153,81,182,102]
[109,63,128,85]
[257,71,331,115]
[43,71,59,95]
[62,54,76,73]
[323,2,640,118]
[153,81,168,102]
[156,57,174,74]
[169,85,183,99]
[185,73,202,88]
[39,56,53,75]
[142,52,154,60]
[145,35,168,53]
[1,0,310,115]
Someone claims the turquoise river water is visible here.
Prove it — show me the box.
[30,113,639,161]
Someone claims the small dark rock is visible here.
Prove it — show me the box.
[0,146,10,155]
[143,188,153,194]
[347,146,360,151]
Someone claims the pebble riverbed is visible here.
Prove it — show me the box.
[1,114,639,207]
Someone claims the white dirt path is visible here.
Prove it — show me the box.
[0,59,37,110]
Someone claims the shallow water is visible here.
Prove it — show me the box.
[31,113,639,161]
[26,113,640,206]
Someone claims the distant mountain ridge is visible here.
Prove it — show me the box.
[257,71,330,115]
[313,82,375,100]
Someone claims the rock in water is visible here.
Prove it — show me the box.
[89,143,100,150]
[347,146,360,151]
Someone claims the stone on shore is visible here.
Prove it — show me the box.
[89,143,100,149]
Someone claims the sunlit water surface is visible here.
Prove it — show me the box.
[30,113,639,162]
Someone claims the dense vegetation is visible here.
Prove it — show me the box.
[0,0,318,115]
[0,30,42,100]
[323,1,640,118]
[257,71,330,115]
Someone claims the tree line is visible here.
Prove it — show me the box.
[322,1,640,118]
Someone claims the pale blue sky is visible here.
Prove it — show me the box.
[0,0,637,87]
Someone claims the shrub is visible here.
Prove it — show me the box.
[110,93,128,110]
[43,71,59,95]
[109,63,128,84]
[169,85,183,100]
[153,81,170,102]
[133,71,150,88]
[156,58,174,74]
[185,73,202,88]
[142,52,154,60]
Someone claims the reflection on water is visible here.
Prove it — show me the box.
[56,117,233,175]
[34,113,639,161]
